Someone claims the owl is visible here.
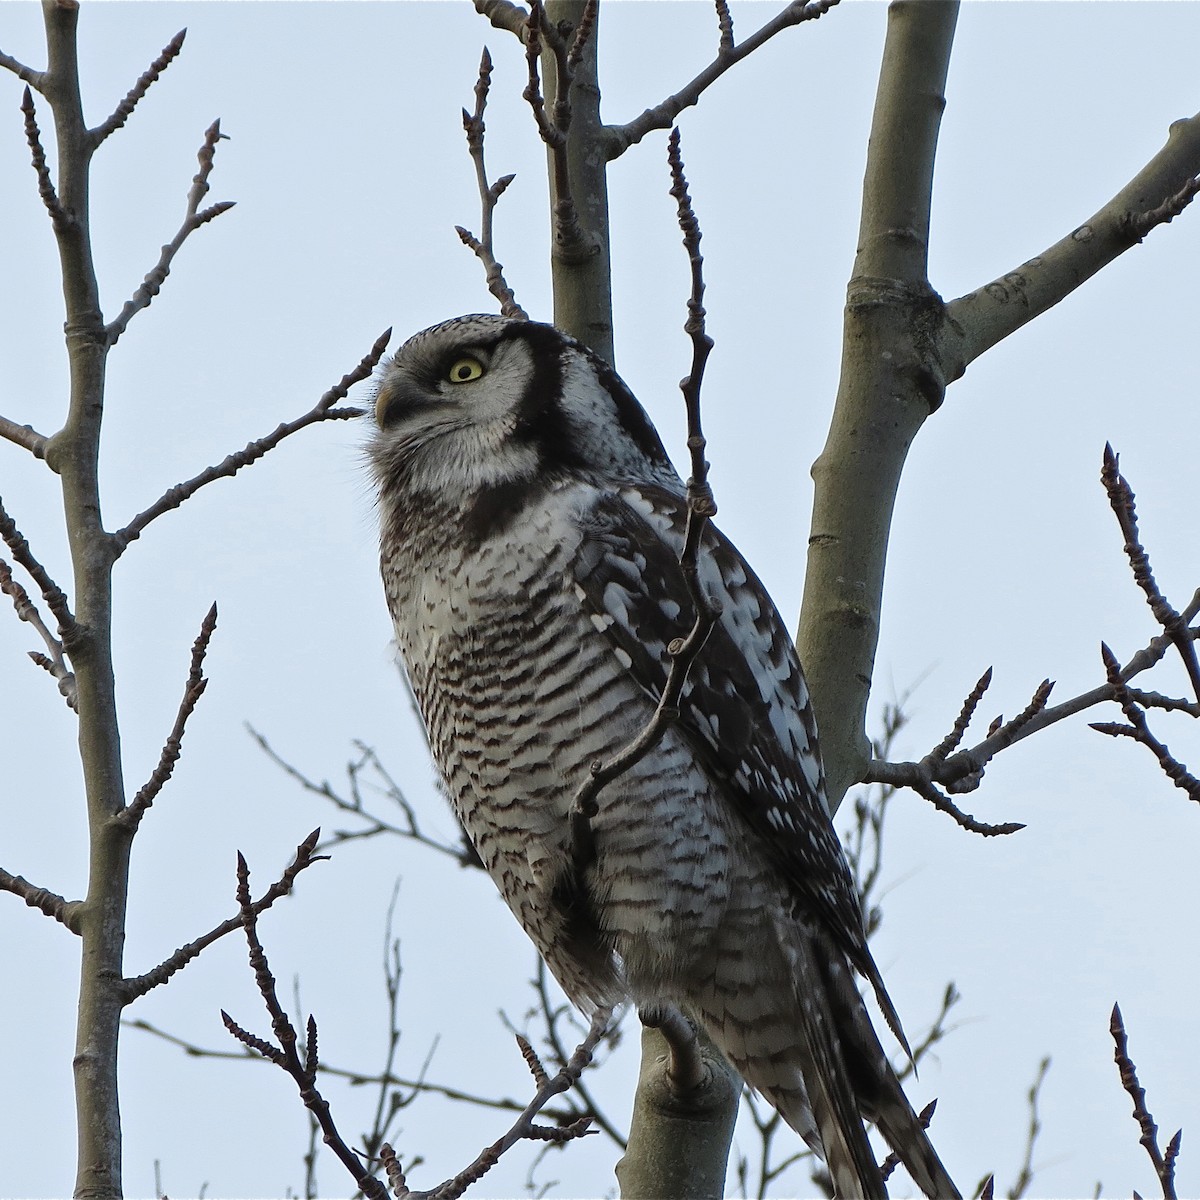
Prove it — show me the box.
[369,313,959,1200]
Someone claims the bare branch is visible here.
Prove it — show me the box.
[119,604,218,830]
[1006,1057,1051,1200]
[1111,1003,1180,1200]
[20,86,69,232]
[0,47,45,91]
[223,850,390,1198]
[250,730,482,866]
[91,29,187,146]
[112,329,390,553]
[638,1005,706,1094]
[120,829,327,1002]
[0,866,82,933]
[0,556,77,709]
[0,415,50,459]
[524,958,627,1150]
[569,128,717,866]
[125,1015,590,1124]
[714,0,735,53]
[472,0,529,40]
[1102,444,1200,703]
[943,113,1200,377]
[401,1008,610,1200]
[0,495,77,643]
[105,120,235,344]
[929,668,992,763]
[604,0,840,159]
[1092,643,1200,803]
[522,0,590,262]
[457,48,528,318]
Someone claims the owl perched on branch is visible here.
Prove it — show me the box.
[370,313,959,1200]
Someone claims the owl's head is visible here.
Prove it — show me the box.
[370,314,679,500]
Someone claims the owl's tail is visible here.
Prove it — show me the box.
[705,924,960,1200]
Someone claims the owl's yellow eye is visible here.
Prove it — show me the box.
[446,356,485,384]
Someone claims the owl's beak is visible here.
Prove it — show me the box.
[375,372,432,428]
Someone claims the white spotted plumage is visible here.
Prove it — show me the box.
[370,313,959,1200]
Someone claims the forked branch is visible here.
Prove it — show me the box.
[222,845,384,1198]
[456,47,528,319]
[383,1008,610,1200]
[604,0,841,159]
[120,829,326,1002]
[105,120,235,344]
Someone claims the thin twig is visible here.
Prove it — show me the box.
[0,415,50,459]
[0,867,82,933]
[120,829,327,1001]
[868,586,1200,802]
[1102,444,1200,702]
[223,848,387,1199]
[401,1008,610,1200]
[0,495,77,643]
[1092,643,1200,803]
[457,47,527,318]
[119,604,218,829]
[20,86,69,231]
[1110,1003,1180,1200]
[569,128,718,869]
[604,0,841,158]
[0,556,77,709]
[249,730,481,865]
[522,1,591,262]
[91,29,187,146]
[526,958,627,1150]
[105,120,235,344]
[1006,1057,1050,1200]
[112,329,390,553]
[124,1016,588,1123]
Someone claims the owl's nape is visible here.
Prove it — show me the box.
[370,314,959,1200]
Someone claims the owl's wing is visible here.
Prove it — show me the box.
[570,484,871,971]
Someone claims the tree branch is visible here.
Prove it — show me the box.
[0,867,82,933]
[90,28,187,147]
[222,846,386,1199]
[1110,1003,1180,1200]
[942,114,1200,379]
[0,555,77,709]
[456,47,528,319]
[0,46,45,91]
[104,119,235,344]
[796,0,960,810]
[20,85,69,232]
[471,0,529,41]
[0,494,77,643]
[118,604,218,830]
[604,0,840,159]
[391,1009,610,1200]
[119,829,326,1002]
[111,329,390,553]
[0,415,51,459]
